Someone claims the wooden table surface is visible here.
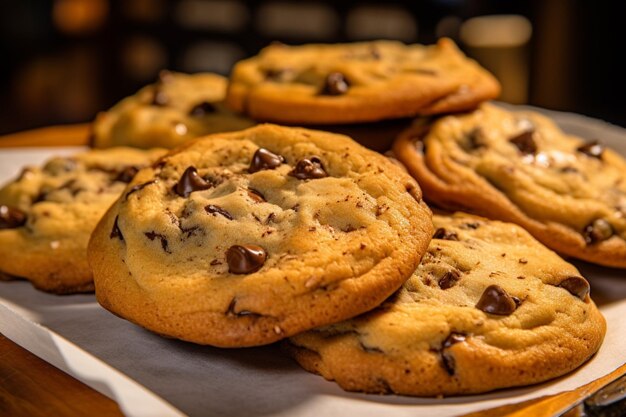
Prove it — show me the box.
[0,124,624,417]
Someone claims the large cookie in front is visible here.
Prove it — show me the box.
[88,124,433,347]
[393,103,626,268]
[286,213,606,396]
[92,71,254,149]
[0,147,164,293]
[226,38,500,125]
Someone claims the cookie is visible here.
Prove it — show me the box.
[88,124,433,347]
[286,213,606,396]
[393,103,626,268]
[0,147,165,294]
[226,38,500,125]
[91,71,254,149]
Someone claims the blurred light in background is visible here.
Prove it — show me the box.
[175,0,249,32]
[180,41,245,74]
[460,15,532,104]
[122,36,168,81]
[346,5,417,41]
[52,0,108,34]
[256,2,339,40]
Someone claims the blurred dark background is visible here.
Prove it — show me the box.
[1,0,625,135]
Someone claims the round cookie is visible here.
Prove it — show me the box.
[92,71,254,149]
[0,147,165,294]
[88,124,433,347]
[286,213,606,396]
[393,103,626,268]
[226,38,500,125]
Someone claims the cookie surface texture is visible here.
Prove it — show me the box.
[226,38,500,124]
[88,124,433,347]
[92,71,254,149]
[393,103,626,267]
[0,147,164,293]
[286,213,606,396]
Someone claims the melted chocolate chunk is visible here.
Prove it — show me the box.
[577,140,604,159]
[441,333,466,376]
[205,204,233,220]
[509,130,537,155]
[110,215,123,240]
[0,205,27,229]
[466,128,487,150]
[438,270,461,290]
[114,166,139,183]
[249,148,285,173]
[558,276,590,300]
[476,285,517,316]
[144,231,171,253]
[247,188,265,203]
[321,72,349,96]
[174,166,212,197]
[189,101,217,117]
[226,245,267,274]
[289,157,328,180]
[125,180,157,200]
[433,228,459,241]
[583,219,614,244]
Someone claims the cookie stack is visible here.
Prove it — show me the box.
[1,37,620,398]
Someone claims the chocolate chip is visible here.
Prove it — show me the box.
[0,205,27,229]
[359,340,384,354]
[144,231,171,253]
[509,130,537,155]
[174,166,212,197]
[441,333,466,376]
[114,166,139,183]
[247,188,265,203]
[126,180,157,200]
[476,285,517,316]
[110,215,123,240]
[205,204,233,220]
[152,89,168,106]
[321,72,349,96]
[264,68,292,82]
[226,245,267,274]
[439,270,461,289]
[249,148,285,173]
[466,128,487,150]
[558,276,590,300]
[226,298,261,318]
[583,219,614,244]
[577,140,604,159]
[433,228,459,241]
[189,101,217,117]
[289,157,328,180]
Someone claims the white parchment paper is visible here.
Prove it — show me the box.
[1,107,625,417]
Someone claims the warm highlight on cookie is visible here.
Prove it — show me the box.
[226,38,500,124]
[393,103,626,268]
[92,71,254,149]
[88,124,433,347]
[286,213,606,396]
[0,147,165,294]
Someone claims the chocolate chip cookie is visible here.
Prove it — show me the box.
[0,147,165,294]
[92,71,254,149]
[88,124,433,347]
[286,213,606,396]
[226,38,500,125]
[393,103,626,268]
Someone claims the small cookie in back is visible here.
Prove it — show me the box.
[92,71,254,149]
